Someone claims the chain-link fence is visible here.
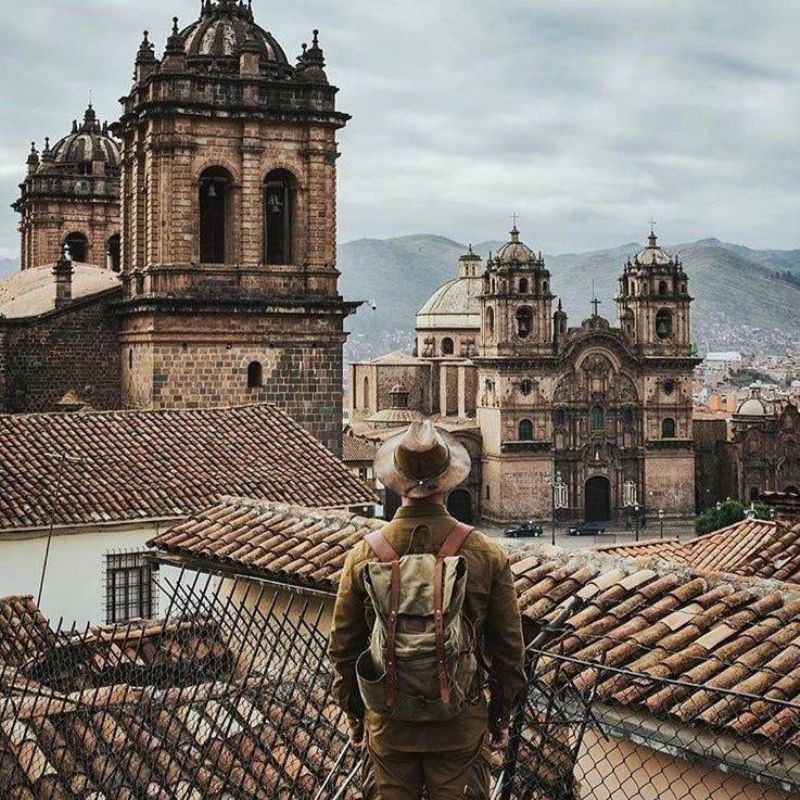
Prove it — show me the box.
[1,567,799,799]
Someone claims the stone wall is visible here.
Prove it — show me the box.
[1,291,121,412]
[122,338,343,456]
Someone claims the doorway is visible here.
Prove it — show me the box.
[585,476,612,521]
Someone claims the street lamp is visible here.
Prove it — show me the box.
[658,508,665,539]
[546,470,568,546]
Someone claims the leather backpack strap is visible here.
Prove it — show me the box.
[437,521,474,559]
[433,557,451,704]
[365,530,399,562]
[385,559,400,709]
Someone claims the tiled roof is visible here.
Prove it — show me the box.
[152,502,800,747]
[745,520,800,584]
[0,596,57,667]
[510,548,800,748]
[150,497,385,591]
[0,404,376,532]
[594,538,683,560]
[341,432,380,463]
[594,519,800,584]
[0,667,346,799]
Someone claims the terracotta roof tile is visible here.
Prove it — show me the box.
[341,432,380,463]
[151,497,385,591]
[148,500,800,751]
[0,405,375,532]
[595,518,800,585]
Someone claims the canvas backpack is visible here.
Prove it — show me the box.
[355,521,479,723]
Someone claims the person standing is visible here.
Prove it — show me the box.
[329,421,526,799]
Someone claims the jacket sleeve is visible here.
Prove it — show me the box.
[328,547,369,723]
[484,553,526,731]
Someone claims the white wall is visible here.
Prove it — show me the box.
[0,521,181,628]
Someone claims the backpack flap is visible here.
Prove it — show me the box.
[357,553,477,722]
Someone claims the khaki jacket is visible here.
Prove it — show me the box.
[329,503,526,752]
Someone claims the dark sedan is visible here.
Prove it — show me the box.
[504,521,544,538]
[568,521,607,536]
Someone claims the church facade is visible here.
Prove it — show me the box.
[3,0,357,455]
[352,227,700,523]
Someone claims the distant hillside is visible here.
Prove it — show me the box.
[339,235,800,363]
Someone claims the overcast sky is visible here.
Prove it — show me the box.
[0,0,798,258]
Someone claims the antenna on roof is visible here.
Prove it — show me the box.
[36,452,85,608]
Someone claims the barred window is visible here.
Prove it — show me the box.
[105,551,155,624]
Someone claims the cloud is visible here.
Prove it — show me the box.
[0,0,798,258]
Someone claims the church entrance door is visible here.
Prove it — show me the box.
[447,489,474,524]
[585,477,611,522]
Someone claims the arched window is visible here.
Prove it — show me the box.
[199,167,232,264]
[64,232,88,262]
[622,407,635,426]
[264,168,296,265]
[128,348,133,369]
[662,417,677,438]
[363,376,370,408]
[247,361,263,389]
[516,307,533,339]
[621,310,635,338]
[656,309,673,340]
[659,280,668,296]
[442,337,455,356]
[518,278,529,294]
[542,280,549,293]
[518,419,534,441]
[106,234,121,272]
[554,408,568,427]
[749,486,760,502]
[485,307,495,340]
[590,405,605,432]
[520,379,533,396]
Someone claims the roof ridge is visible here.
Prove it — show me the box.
[0,401,281,422]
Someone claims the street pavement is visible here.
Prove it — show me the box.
[479,518,698,551]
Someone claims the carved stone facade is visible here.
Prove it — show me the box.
[13,106,121,272]
[113,1,357,454]
[478,228,698,522]
[353,228,700,523]
[732,391,800,502]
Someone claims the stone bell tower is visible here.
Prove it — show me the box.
[479,226,554,358]
[13,105,121,272]
[616,228,693,357]
[115,0,357,454]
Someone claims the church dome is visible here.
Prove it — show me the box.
[48,106,120,176]
[180,0,290,74]
[416,250,483,332]
[494,227,538,267]
[632,230,675,267]
[736,384,773,417]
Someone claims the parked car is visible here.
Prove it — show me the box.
[568,521,606,536]
[504,521,544,538]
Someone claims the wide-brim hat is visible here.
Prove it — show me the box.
[374,420,471,499]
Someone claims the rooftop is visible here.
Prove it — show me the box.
[150,500,800,751]
[0,405,375,533]
[0,262,121,319]
[595,518,800,584]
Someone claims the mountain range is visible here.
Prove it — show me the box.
[339,235,800,364]
[3,240,799,364]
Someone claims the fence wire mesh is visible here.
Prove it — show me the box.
[1,567,799,800]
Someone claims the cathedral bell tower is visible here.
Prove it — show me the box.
[114,0,357,454]
[480,226,553,357]
[616,229,692,356]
